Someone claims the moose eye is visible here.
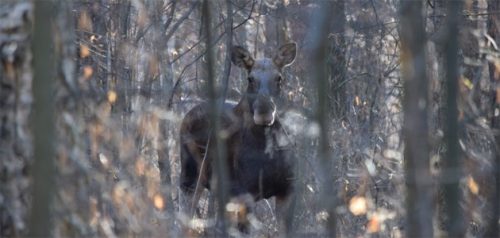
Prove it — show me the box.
[275,76,282,82]
[248,77,255,84]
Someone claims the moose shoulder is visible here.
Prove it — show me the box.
[180,43,297,228]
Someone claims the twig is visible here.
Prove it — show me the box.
[221,0,234,101]
[164,2,199,42]
[170,0,255,64]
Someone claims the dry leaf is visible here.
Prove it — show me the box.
[83,66,93,79]
[78,11,93,32]
[107,90,117,104]
[367,216,380,233]
[153,194,164,210]
[494,60,500,80]
[496,88,500,104]
[80,44,90,58]
[467,175,479,195]
[349,196,367,216]
[135,158,145,176]
[355,96,361,106]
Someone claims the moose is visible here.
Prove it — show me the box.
[180,43,297,233]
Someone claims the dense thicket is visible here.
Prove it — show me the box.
[0,0,499,237]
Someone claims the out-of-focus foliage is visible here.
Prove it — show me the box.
[0,2,33,236]
[0,0,498,237]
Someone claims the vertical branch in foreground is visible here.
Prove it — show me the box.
[309,2,336,236]
[487,0,500,236]
[221,0,233,100]
[276,0,288,45]
[400,1,433,237]
[442,1,464,236]
[29,0,56,236]
[202,0,229,234]
[329,0,347,119]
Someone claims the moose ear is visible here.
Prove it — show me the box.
[231,46,254,70]
[273,42,296,68]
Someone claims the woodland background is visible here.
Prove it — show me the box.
[0,0,499,237]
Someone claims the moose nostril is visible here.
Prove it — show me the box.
[252,97,276,126]
[253,98,275,113]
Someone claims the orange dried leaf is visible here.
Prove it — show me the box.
[135,158,145,176]
[496,88,500,104]
[467,176,479,195]
[107,90,117,104]
[349,196,367,216]
[83,66,93,79]
[78,11,93,32]
[80,44,90,58]
[494,60,500,80]
[367,216,380,233]
[354,96,361,106]
[153,194,164,210]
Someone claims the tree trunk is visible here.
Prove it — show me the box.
[329,0,347,119]
[309,1,337,236]
[202,0,229,234]
[441,1,465,237]
[486,0,500,236]
[400,1,434,237]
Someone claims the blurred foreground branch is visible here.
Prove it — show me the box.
[309,1,337,236]
[29,0,56,236]
[400,1,433,237]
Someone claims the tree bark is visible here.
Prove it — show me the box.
[400,1,434,237]
[441,1,465,237]
[309,1,337,236]
[329,0,347,119]
[486,0,500,236]
[202,0,229,234]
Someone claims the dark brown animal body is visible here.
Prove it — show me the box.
[180,43,297,227]
[180,102,293,199]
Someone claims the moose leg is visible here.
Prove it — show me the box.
[180,139,210,218]
[225,193,254,234]
[275,195,294,235]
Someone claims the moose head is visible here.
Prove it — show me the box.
[231,43,297,126]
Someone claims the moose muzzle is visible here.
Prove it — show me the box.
[252,95,276,126]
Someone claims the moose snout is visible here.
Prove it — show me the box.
[252,96,276,126]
